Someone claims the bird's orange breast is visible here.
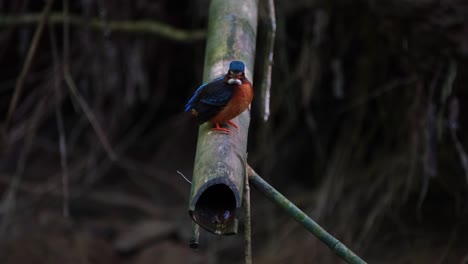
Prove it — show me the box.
[210,81,253,124]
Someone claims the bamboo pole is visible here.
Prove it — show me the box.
[247,166,367,264]
[188,0,258,235]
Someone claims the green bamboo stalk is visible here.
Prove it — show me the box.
[247,166,367,264]
[0,13,205,42]
[188,0,258,236]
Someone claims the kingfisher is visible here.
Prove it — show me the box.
[185,61,254,133]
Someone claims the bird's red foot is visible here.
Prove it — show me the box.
[211,123,231,133]
[227,120,238,129]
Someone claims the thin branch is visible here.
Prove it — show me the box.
[436,222,459,264]
[247,165,367,264]
[190,221,200,249]
[443,61,468,186]
[177,170,192,184]
[56,104,70,218]
[0,12,206,42]
[4,0,55,131]
[338,76,417,113]
[0,99,46,234]
[63,61,117,161]
[61,2,117,161]
[260,0,276,121]
[63,0,69,73]
[244,165,252,264]
[449,98,468,185]
[49,8,70,218]
[0,175,167,217]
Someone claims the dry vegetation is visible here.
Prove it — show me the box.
[0,0,468,263]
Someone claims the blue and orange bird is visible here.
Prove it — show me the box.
[185,61,253,133]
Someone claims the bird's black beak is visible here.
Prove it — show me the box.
[227,72,243,85]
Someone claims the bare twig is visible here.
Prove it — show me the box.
[339,76,417,113]
[442,61,468,185]
[436,222,459,264]
[449,98,468,185]
[62,0,69,74]
[114,220,177,252]
[117,158,187,196]
[190,221,200,249]
[0,175,168,217]
[244,164,252,264]
[0,12,206,42]
[4,0,55,131]
[76,107,163,188]
[56,111,70,218]
[177,170,192,184]
[63,61,117,161]
[61,2,117,161]
[261,0,276,121]
[0,99,46,234]
[49,10,70,218]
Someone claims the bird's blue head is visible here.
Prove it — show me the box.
[229,61,245,72]
[227,61,245,85]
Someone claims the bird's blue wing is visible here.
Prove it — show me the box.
[184,76,235,123]
[185,77,223,112]
[199,85,233,106]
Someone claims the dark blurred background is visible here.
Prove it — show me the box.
[1,0,468,263]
